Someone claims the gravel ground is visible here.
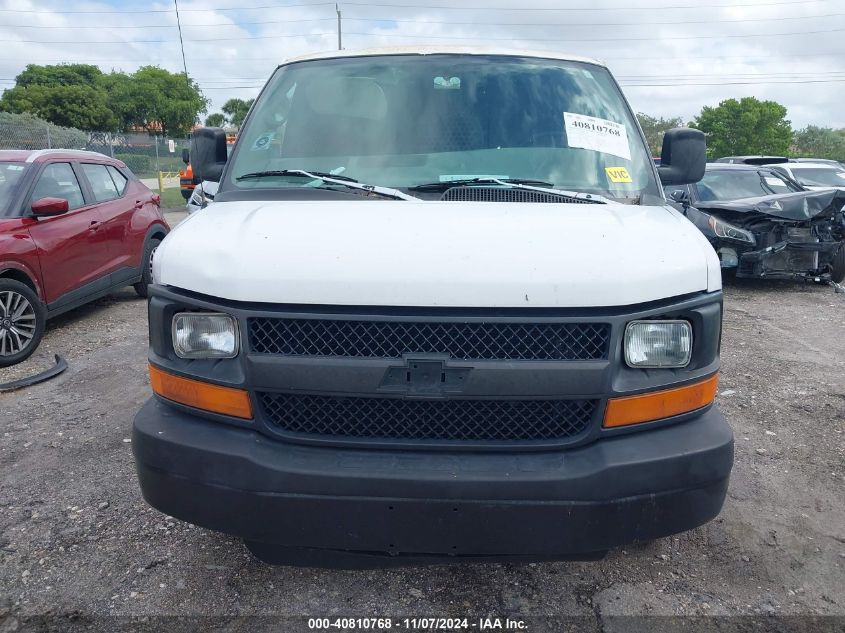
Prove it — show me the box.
[1,214,843,631]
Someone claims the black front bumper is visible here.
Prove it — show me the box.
[133,398,733,568]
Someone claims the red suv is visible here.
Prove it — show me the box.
[0,150,169,366]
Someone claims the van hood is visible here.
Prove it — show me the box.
[154,200,720,308]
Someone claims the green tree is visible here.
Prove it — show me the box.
[0,64,117,131]
[691,97,793,158]
[0,64,208,136]
[221,98,254,128]
[121,66,209,138]
[791,125,845,161]
[636,113,684,156]
[205,112,226,127]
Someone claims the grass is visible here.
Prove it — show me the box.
[158,186,187,210]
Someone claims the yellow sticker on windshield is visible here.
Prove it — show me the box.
[605,166,633,183]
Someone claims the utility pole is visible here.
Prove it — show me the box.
[174,0,190,85]
[336,3,342,50]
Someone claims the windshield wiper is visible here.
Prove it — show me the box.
[409,177,609,204]
[235,169,421,201]
[409,177,555,192]
[237,170,358,183]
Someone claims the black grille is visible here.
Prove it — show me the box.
[259,393,597,443]
[248,319,610,360]
[440,186,601,204]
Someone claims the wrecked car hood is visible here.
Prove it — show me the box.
[154,199,720,308]
[695,188,845,221]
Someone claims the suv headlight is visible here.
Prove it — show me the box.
[708,216,756,245]
[624,320,692,368]
[172,312,239,359]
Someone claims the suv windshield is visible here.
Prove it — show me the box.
[694,169,802,201]
[0,161,28,213]
[227,54,658,200]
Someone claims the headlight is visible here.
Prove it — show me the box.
[624,320,692,368]
[172,312,239,359]
[708,215,756,245]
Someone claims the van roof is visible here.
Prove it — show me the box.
[284,46,605,68]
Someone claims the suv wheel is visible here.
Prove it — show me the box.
[0,279,46,368]
[133,237,162,299]
[831,244,845,284]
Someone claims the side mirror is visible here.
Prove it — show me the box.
[181,148,190,165]
[190,127,227,182]
[657,128,706,186]
[31,197,69,216]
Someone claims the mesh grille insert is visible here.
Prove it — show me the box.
[440,186,601,204]
[259,393,597,443]
[249,319,611,360]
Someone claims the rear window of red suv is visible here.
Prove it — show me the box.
[0,161,28,213]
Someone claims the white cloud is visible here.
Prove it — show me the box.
[1,0,843,128]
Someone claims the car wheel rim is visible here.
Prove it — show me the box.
[0,290,37,356]
[149,246,158,279]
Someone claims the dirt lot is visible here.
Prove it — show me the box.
[1,211,843,631]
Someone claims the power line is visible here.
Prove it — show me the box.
[0,0,831,14]
[339,0,831,9]
[8,23,838,44]
[342,25,845,42]
[1,33,335,44]
[0,2,334,14]
[5,18,335,29]
[346,12,845,26]
[8,52,843,65]
[6,8,842,29]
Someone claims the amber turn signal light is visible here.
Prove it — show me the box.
[149,364,253,420]
[603,373,719,428]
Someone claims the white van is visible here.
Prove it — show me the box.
[133,48,733,568]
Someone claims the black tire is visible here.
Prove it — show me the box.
[133,237,162,299]
[0,278,46,368]
[831,244,845,284]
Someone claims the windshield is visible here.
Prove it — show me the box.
[0,162,28,212]
[694,169,802,201]
[791,167,845,187]
[227,54,658,200]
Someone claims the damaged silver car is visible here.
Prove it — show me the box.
[665,164,845,282]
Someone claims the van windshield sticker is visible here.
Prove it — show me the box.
[605,167,633,183]
[251,132,275,151]
[764,177,784,186]
[564,112,631,161]
[434,76,461,90]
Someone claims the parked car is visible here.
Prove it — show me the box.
[664,163,804,204]
[790,157,845,169]
[0,149,169,366]
[133,47,732,568]
[186,180,218,214]
[664,164,845,281]
[769,161,845,191]
[714,155,789,165]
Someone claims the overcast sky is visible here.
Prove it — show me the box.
[1,0,844,129]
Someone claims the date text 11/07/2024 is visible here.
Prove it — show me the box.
[307,617,528,630]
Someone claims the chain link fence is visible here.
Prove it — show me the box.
[0,112,190,180]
